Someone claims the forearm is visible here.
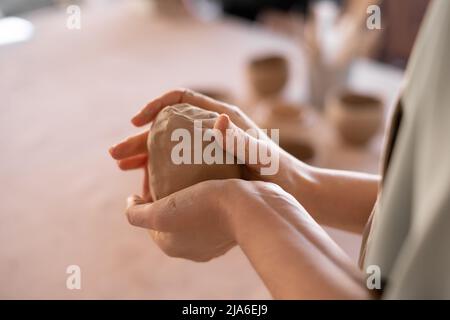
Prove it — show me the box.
[229,186,371,299]
[275,156,380,233]
[215,112,378,233]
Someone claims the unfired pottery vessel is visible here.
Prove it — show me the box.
[247,54,289,99]
[255,99,316,162]
[148,104,242,200]
[326,90,383,146]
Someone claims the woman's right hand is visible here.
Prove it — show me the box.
[109,88,273,166]
[109,88,378,238]
[108,88,307,188]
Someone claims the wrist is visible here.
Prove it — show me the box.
[271,153,318,198]
[219,179,262,244]
[217,179,244,244]
[220,180,288,246]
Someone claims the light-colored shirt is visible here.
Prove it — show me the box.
[361,0,450,299]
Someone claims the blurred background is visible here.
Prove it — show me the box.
[0,0,429,299]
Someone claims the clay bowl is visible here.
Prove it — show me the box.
[326,90,383,146]
[253,99,305,124]
[247,54,289,98]
[270,101,305,120]
[255,99,316,163]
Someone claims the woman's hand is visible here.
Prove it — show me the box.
[126,176,369,299]
[109,88,379,234]
[122,176,300,263]
[108,88,259,167]
[125,178,238,262]
[124,178,306,263]
[108,88,307,189]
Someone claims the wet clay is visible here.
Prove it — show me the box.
[148,104,242,200]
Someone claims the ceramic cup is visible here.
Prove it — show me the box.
[326,90,383,146]
[247,54,289,99]
[255,99,316,162]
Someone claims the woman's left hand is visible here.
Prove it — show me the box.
[125,177,240,262]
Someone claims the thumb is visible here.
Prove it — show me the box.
[125,194,184,232]
[125,194,154,229]
[127,194,146,207]
[213,114,268,168]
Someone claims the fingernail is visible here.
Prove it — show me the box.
[215,114,229,132]
[223,114,231,129]
[128,194,145,206]
[127,196,136,207]
[131,115,140,125]
[108,146,115,156]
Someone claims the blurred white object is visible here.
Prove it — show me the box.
[0,16,34,46]
[312,0,340,65]
[306,0,382,109]
[306,1,347,109]
[184,0,222,22]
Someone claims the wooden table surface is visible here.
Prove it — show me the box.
[0,0,403,299]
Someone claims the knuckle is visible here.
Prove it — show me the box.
[254,180,280,191]
[236,179,281,195]
[255,181,289,199]
[172,87,186,94]
[228,105,242,117]
[198,179,223,191]
[224,179,251,194]
[180,88,195,99]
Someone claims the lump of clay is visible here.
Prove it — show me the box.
[148,103,242,200]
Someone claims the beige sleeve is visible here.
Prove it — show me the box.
[384,0,450,298]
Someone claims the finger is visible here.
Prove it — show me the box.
[131,88,233,127]
[109,130,149,160]
[131,90,184,126]
[126,195,176,231]
[117,154,148,170]
[126,195,154,229]
[142,166,152,202]
[125,190,201,232]
[214,114,266,168]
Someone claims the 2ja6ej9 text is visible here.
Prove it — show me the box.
[182,304,268,317]
[226,304,268,317]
